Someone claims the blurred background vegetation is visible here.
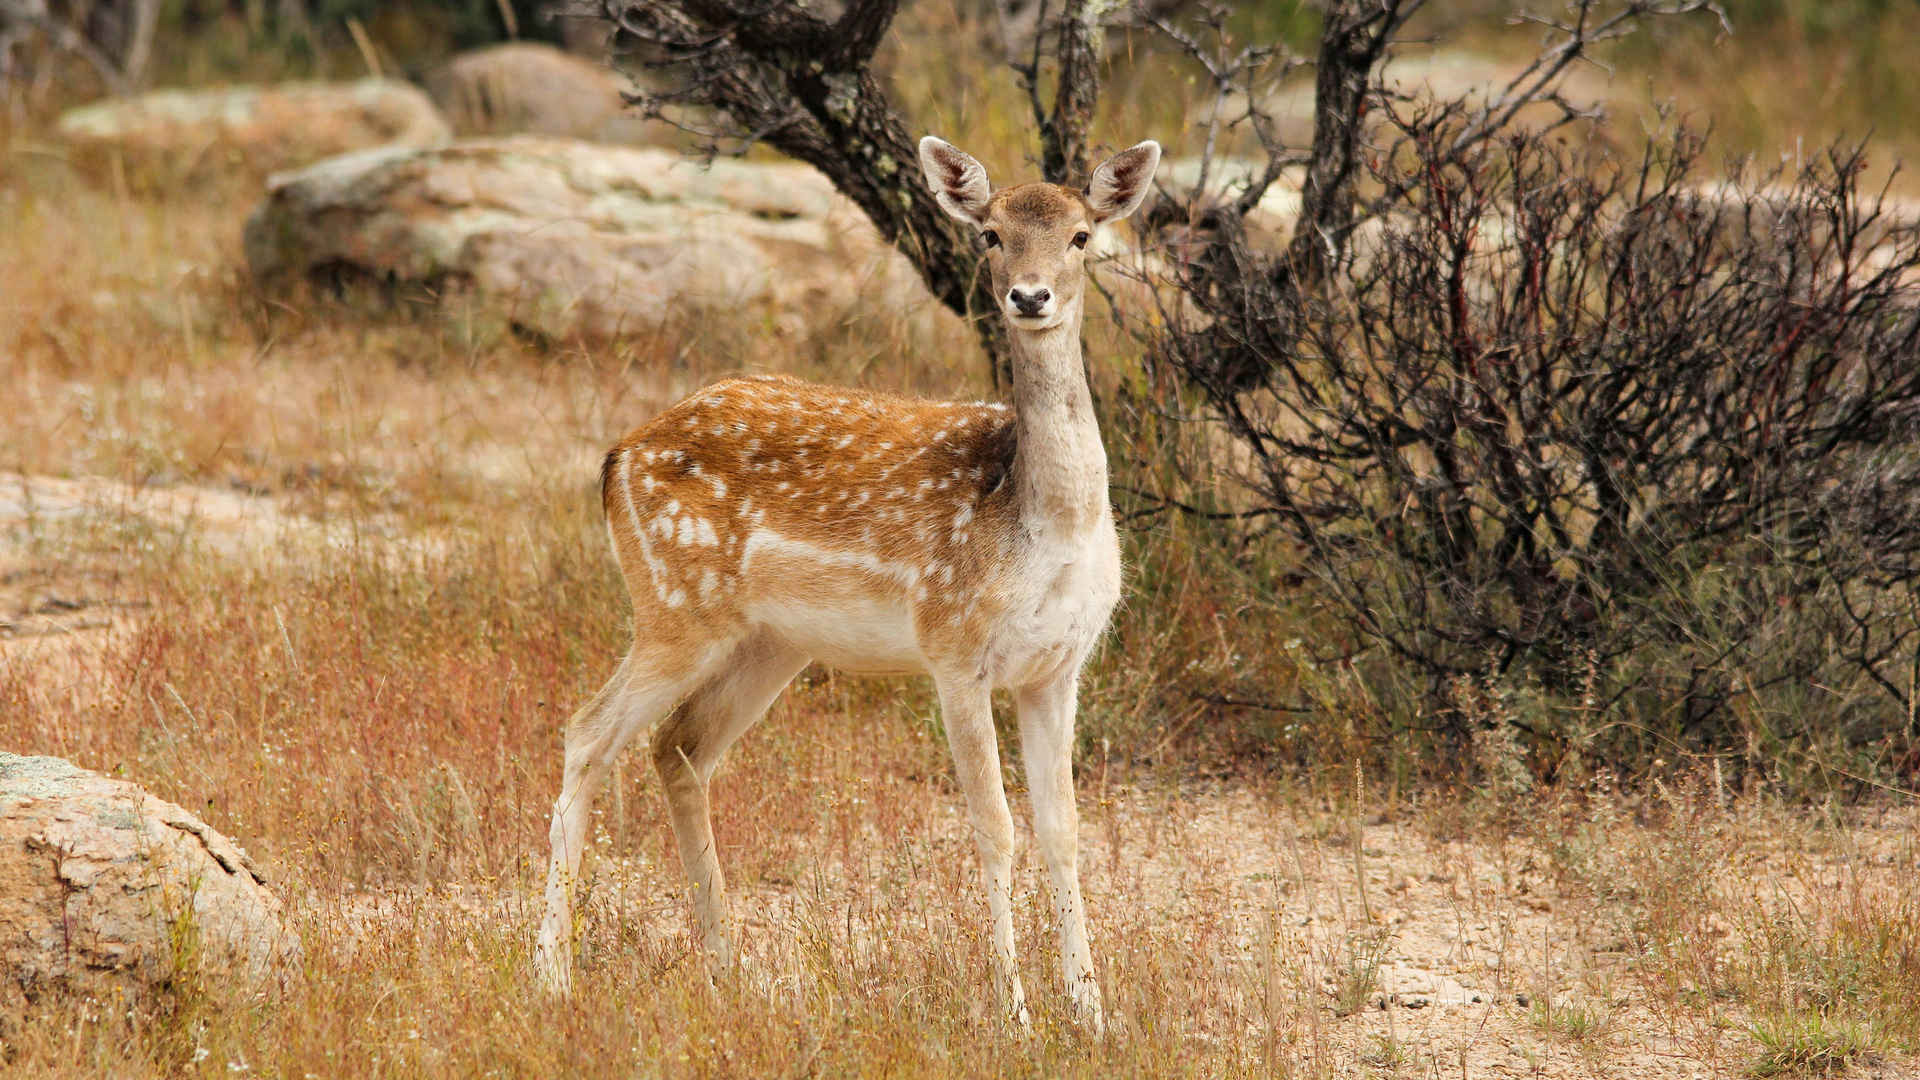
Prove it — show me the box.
[8,0,1918,167]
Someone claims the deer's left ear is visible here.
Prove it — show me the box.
[1086,140,1161,224]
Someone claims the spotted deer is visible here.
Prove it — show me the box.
[533,135,1161,1031]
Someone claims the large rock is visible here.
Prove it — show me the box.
[56,79,450,183]
[243,136,934,341]
[1155,156,1305,249]
[0,753,294,1030]
[425,42,663,144]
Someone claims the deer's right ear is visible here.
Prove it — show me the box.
[919,136,993,227]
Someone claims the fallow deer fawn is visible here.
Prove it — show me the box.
[533,135,1161,1031]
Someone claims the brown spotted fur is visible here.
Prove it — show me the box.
[598,374,1022,671]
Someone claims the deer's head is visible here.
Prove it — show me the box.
[919,136,1160,333]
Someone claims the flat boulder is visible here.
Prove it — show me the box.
[243,136,933,341]
[425,42,664,144]
[56,79,450,184]
[0,753,295,1032]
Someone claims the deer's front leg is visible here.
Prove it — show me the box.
[937,673,1029,1027]
[1018,671,1103,1033]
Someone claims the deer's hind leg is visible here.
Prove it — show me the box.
[535,642,729,995]
[651,629,810,972]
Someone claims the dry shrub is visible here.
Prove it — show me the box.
[1148,110,1920,787]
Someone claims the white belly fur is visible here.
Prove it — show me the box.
[738,524,1121,686]
[740,528,927,673]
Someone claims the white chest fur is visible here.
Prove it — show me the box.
[986,516,1122,689]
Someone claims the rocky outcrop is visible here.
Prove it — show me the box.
[0,753,294,1031]
[55,79,450,183]
[243,136,935,341]
[425,42,664,144]
[1154,157,1306,249]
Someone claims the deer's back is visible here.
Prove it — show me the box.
[600,375,1028,671]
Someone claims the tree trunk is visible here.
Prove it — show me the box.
[583,0,1013,384]
[1038,0,1104,186]
[1288,0,1414,287]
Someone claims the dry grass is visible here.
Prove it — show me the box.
[3,19,1919,1078]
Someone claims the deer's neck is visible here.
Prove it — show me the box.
[1009,310,1109,539]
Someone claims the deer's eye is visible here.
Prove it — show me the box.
[981,229,1001,249]
[1071,230,1090,250]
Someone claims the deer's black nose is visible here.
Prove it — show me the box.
[1008,287,1051,315]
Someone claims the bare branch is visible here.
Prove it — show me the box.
[1146,111,1920,735]
[1442,0,1729,160]
[831,0,902,70]
[1142,4,1306,221]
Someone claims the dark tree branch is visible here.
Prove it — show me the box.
[580,0,1012,381]
[1040,0,1103,185]
[1,0,161,95]
[1288,0,1426,286]
[1150,104,1920,739]
[831,0,901,69]
[1444,1,1729,161]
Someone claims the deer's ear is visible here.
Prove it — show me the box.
[1086,140,1161,224]
[919,136,993,227]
